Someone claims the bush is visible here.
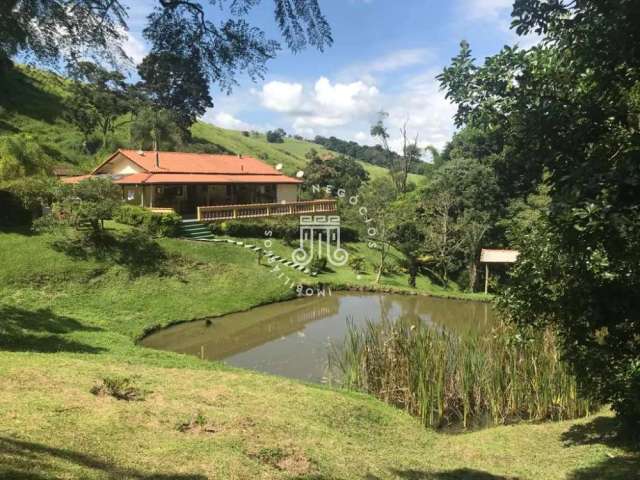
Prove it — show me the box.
[212,218,359,242]
[114,205,181,237]
[0,176,59,227]
[310,256,328,272]
[348,255,366,274]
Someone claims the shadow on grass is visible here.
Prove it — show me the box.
[562,416,640,480]
[51,229,169,278]
[0,305,104,354]
[366,469,516,479]
[0,436,206,479]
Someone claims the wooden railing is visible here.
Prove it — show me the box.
[197,199,337,222]
[150,207,176,215]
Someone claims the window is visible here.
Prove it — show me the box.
[157,186,183,197]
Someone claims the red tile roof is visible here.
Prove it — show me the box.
[94,149,283,175]
[62,149,303,185]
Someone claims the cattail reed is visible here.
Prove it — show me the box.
[329,318,594,430]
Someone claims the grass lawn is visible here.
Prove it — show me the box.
[221,234,488,301]
[0,227,637,479]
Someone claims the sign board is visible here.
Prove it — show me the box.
[480,249,519,263]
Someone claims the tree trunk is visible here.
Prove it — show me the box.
[468,261,477,292]
[408,257,417,288]
[375,245,387,284]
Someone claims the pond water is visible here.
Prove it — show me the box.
[141,292,496,383]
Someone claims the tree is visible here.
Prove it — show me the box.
[67,62,131,150]
[136,0,331,135]
[360,176,398,284]
[0,0,127,72]
[423,191,461,286]
[370,112,422,194]
[3,1,332,138]
[303,150,369,195]
[2,1,331,72]
[439,0,640,434]
[420,156,502,290]
[130,108,182,151]
[459,212,490,292]
[391,220,424,288]
[57,178,121,234]
[266,129,286,143]
[137,53,212,139]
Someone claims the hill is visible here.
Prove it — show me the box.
[0,226,632,479]
[0,65,423,184]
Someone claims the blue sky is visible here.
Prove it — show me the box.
[121,0,535,151]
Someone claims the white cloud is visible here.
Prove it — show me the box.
[203,111,254,131]
[121,30,147,65]
[462,0,513,22]
[384,69,457,152]
[253,69,455,152]
[362,48,433,73]
[258,76,379,133]
[259,81,304,113]
[354,131,369,142]
[313,77,379,115]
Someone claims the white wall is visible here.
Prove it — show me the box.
[97,153,143,175]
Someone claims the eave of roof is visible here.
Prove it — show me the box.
[62,173,302,185]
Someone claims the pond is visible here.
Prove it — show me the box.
[141,292,496,383]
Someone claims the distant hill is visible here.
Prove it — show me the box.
[0,65,424,184]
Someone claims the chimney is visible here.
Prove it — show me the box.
[155,151,160,168]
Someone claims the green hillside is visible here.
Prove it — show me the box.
[0,65,424,184]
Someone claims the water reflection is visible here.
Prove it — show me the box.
[141,293,495,382]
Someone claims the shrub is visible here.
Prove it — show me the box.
[0,176,59,226]
[310,256,327,272]
[348,255,366,274]
[90,376,146,401]
[114,205,181,237]
[214,218,359,242]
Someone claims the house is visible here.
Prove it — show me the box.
[63,149,307,217]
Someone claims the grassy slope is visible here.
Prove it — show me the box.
[0,228,637,479]
[223,234,484,300]
[0,65,424,185]
[192,122,422,184]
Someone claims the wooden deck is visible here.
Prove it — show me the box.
[197,199,337,222]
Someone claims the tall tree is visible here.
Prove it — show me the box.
[370,112,422,194]
[67,62,131,150]
[440,0,640,434]
[360,176,398,284]
[129,107,182,151]
[137,53,212,139]
[303,150,369,195]
[0,0,127,72]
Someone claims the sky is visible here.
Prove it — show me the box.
[120,0,537,152]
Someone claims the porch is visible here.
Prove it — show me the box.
[122,182,299,215]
